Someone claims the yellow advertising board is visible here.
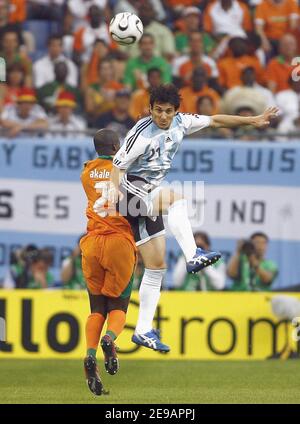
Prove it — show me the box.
[0,290,299,359]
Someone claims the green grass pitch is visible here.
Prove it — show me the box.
[0,359,299,404]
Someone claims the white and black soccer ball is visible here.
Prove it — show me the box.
[109,12,143,46]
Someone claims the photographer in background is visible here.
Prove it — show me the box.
[227,232,278,291]
[4,245,54,289]
[60,236,86,290]
[172,231,226,291]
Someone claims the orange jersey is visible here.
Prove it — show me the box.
[129,88,150,121]
[179,86,220,114]
[80,156,136,248]
[9,0,26,23]
[218,55,265,89]
[179,59,215,82]
[265,56,296,92]
[255,0,299,40]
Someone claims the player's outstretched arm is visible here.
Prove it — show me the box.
[210,107,279,129]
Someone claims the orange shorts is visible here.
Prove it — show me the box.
[80,233,136,297]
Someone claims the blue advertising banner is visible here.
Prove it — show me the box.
[1,137,300,289]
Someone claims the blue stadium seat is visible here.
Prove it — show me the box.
[30,50,46,62]
[23,20,51,53]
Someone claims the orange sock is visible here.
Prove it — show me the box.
[106,310,126,340]
[86,313,106,356]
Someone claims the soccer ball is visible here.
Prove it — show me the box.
[109,12,143,46]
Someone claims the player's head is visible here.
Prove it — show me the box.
[93,129,120,156]
[149,84,181,130]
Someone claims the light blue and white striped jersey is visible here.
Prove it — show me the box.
[113,113,211,191]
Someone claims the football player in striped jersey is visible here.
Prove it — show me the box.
[94,84,278,352]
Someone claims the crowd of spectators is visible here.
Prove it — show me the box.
[1,0,300,139]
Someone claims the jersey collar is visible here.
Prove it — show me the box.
[98,155,113,161]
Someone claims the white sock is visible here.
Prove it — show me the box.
[135,268,166,335]
[168,199,197,262]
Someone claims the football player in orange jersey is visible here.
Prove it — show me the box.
[80,129,137,396]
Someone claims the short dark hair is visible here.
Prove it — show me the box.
[7,62,25,74]
[194,231,211,248]
[6,63,25,86]
[228,36,246,50]
[93,129,120,156]
[241,66,255,76]
[139,33,154,43]
[247,32,262,49]
[250,232,269,242]
[147,67,161,78]
[94,38,108,47]
[150,84,181,110]
[48,34,63,45]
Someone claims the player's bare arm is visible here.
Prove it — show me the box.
[110,165,125,203]
[210,107,279,129]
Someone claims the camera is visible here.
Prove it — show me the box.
[240,240,256,257]
[10,245,53,270]
[21,246,41,266]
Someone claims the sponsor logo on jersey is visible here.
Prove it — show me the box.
[90,169,110,179]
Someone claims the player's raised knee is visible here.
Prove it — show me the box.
[148,261,167,269]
